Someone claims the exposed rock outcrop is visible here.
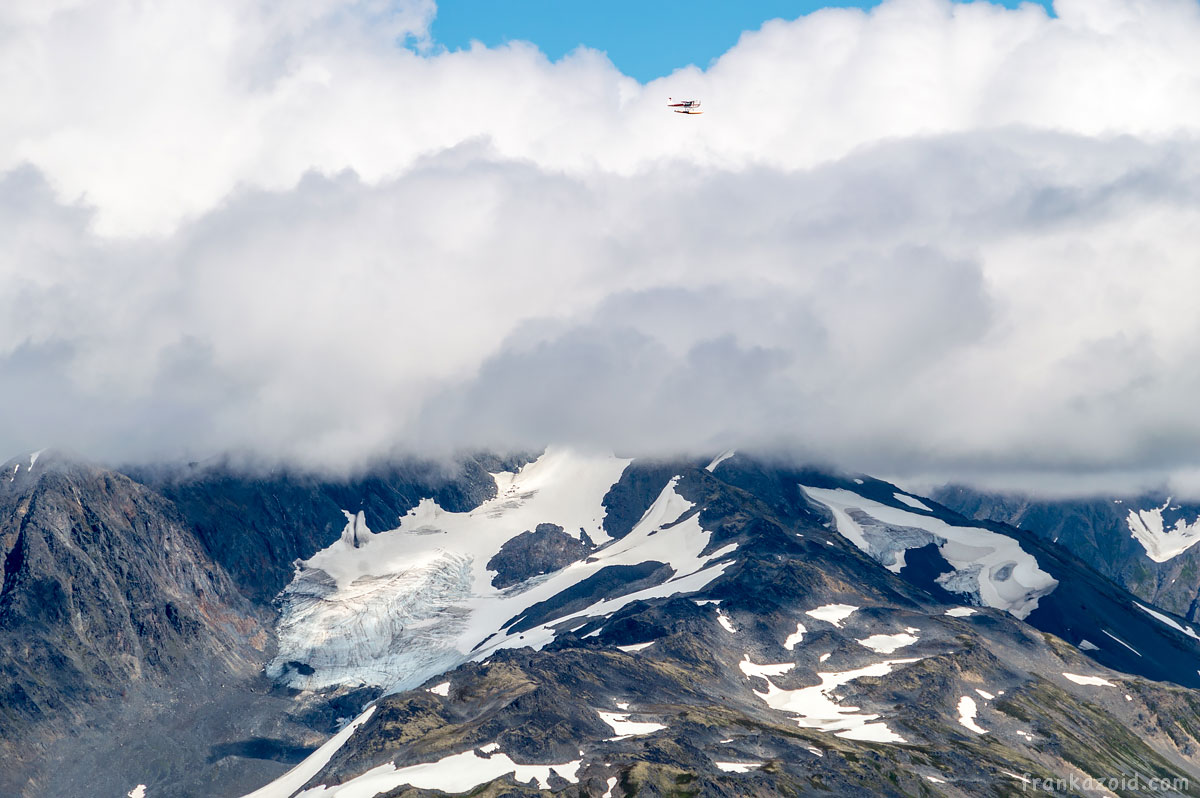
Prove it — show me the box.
[487,523,595,589]
[0,452,269,796]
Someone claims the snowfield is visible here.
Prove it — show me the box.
[739,655,797,679]
[802,486,1057,619]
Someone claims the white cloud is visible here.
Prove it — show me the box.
[2,0,1200,490]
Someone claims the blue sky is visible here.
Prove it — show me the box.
[431,0,1056,82]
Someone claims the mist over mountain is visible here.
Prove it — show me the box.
[3,0,1200,493]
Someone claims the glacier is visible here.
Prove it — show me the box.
[269,449,736,693]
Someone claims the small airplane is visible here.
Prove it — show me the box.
[667,97,702,115]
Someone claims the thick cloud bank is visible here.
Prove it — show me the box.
[3,0,1200,491]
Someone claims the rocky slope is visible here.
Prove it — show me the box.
[0,451,270,796]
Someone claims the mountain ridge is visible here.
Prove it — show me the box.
[6,448,1200,796]
[238,451,1200,797]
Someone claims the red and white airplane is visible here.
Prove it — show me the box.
[667,97,702,114]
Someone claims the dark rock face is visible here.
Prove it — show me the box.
[0,453,269,796]
[601,460,684,539]
[895,542,962,604]
[505,561,673,633]
[487,523,595,589]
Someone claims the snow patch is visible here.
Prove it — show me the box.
[1102,629,1142,656]
[784,622,806,650]
[945,607,977,617]
[597,710,666,740]
[706,450,735,472]
[838,723,908,744]
[957,696,986,734]
[295,745,580,796]
[1134,602,1200,642]
[750,657,920,744]
[1063,673,1115,687]
[128,787,146,798]
[715,762,762,773]
[427,682,450,696]
[616,641,655,653]
[1127,501,1200,562]
[716,609,737,633]
[857,632,918,654]
[740,656,796,679]
[893,493,932,512]
[975,689,995,700]
[805,603,858,628]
